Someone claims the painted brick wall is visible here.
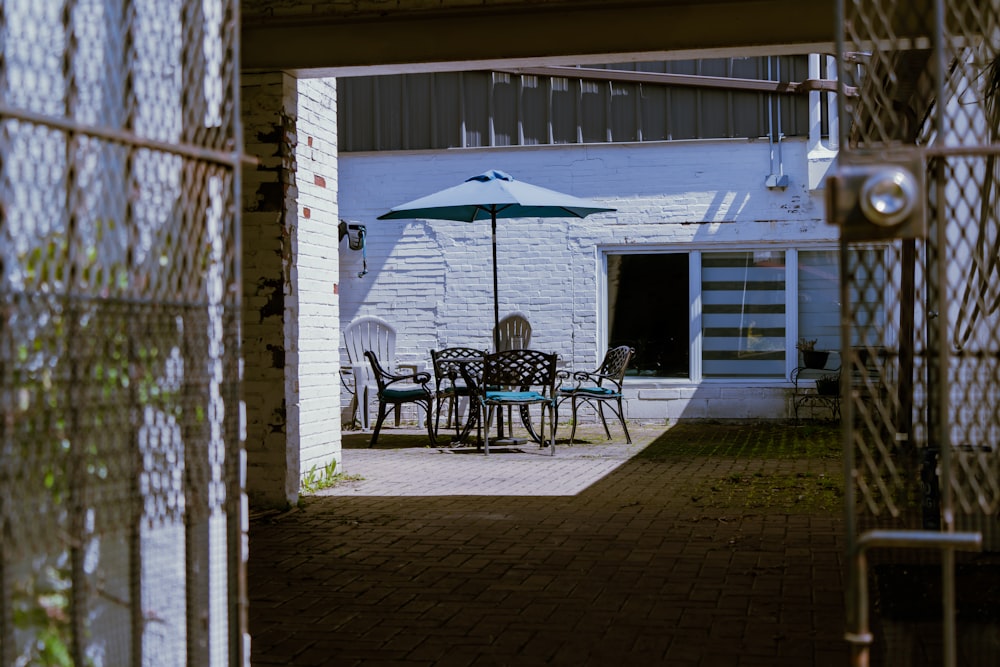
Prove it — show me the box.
[241,73,342,509]
[242,72,298,508]
[337,139,836,422]
[294,78,343,481]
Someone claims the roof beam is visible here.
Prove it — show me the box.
[241,0,838,77]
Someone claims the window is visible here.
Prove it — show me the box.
[797,250,840,357]
[607,254,690,377]
[702,251,786,378]
[606,247,848,380]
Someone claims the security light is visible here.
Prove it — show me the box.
[859,167,917,227]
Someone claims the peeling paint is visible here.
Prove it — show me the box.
[266,342,285,369]
[255,181,284,212]
[269,399,286,434]
[257,276,284,322]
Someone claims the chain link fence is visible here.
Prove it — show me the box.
[1,0,245,664]
[835,1,1000,664]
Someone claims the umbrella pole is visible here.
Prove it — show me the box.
[491,212,506,439]
[492,213,500,352]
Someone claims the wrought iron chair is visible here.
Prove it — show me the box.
[364,350,436,448]
[493,313,532,437]
[557,345,634,444]
[473,349,558,455]
[430,347,486,442]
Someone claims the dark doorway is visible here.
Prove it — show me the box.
[607,253,690,377]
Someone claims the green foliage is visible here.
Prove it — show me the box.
[300,458,365,494]
[11,217,183,663]
[12,565,75,667]
[300,459,339,493]
[697,470,844,513]
[635,421,844,514]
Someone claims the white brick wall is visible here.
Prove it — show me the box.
[295,78,343,482]
[242,73,342,509]
[337,139,837,421]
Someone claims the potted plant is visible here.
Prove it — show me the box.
[815,373,840,396]
[797,338,829,369]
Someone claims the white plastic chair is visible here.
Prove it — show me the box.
[494,312,532,351]
[342,316,397,430]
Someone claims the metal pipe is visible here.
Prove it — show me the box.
[499,65,853,96]
[0,103,253,168]
[846,530,982,667]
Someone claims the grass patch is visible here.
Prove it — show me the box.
[635,421,844,514]
[300,459,365,494]
[692,470,844,513]
[636,420,840,460]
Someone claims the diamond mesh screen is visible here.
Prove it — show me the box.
[837,1,1000,664]
[1,1,245,665]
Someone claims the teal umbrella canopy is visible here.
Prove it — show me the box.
[378,170,616,349]
[377,169,617,222]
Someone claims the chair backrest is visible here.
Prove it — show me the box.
[482,349,557,394]
[344,316,396,380]
[430,347,486,391]
[598,345,635,385]
[495,312,531,352]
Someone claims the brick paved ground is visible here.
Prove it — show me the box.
[248,421,849,666]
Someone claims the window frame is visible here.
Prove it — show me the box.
[600,243,840,383]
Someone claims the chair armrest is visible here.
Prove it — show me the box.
[379,364,431,390]
[396,362,430,383]
[342,363,368,384]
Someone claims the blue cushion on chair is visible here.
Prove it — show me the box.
[573,386,617,396]
[384,387,430,400]
[485,390,545,402]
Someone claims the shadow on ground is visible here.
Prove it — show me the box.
[249,420,848,666]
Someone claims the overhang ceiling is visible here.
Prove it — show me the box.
[241,0,840,78]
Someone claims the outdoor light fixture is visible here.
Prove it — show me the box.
[859,167,918,227]
[338,220,369,277]
[827,156,926,241]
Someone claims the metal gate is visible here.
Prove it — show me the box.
[830,1,1000,664]
[0,1,246,665]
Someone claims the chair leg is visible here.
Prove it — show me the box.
[361,385,372,431]
[369,402,390,448]
[568,396,579,444]
[483,405,494,455]
[434,396,444,439]
[616,397,632,444]
[423,399,437,446]
[596,401,613,440]
[346,392,359,429]
[548,406,555,455]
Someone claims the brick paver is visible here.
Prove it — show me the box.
[249,423,849,666]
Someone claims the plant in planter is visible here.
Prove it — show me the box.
[815,373,840,396]
[797,338,829,369]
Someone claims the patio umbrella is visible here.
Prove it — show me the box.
[378,169,616,350]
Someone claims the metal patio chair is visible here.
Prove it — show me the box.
[430,347,486,442]
[364,350,436,448]
[475,349,558,456]
[557,345,634,444]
